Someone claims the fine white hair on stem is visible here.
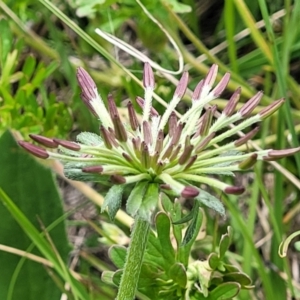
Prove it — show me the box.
[95,0,183,75]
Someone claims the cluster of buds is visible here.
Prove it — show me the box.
[19,63,300,217]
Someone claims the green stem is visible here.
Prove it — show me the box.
[116,216,150,300]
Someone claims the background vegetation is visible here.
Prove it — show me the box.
[0,0,300,299]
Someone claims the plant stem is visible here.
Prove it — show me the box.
[116,216,150,300]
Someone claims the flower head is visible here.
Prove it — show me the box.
[19,63,300,219]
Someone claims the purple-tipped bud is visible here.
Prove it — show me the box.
[171,122,184,145]
[143,121,152,146]
[162,143,174,160]
[238,153,258,170]
[77,67,97,104]
[259,98,285,120]
[141,142,150,168]
[195,132,216,153]
[181,186,199,198]
[234,126,260,147]
[170,144,181,161]
[127,101,139,131]
[143,62,155,89]
[174,71,189,98]
[53,139,81,151]
[110,174,126,184]
[18,141,49,159]
[212,72,230,97]
[239,91,263,117]
[203,64,218,88]
[168,111,177,137]
[192,80,204,101]
[223,87,241,116]
[107,95,127,142]
[132,137,141,152]
[184,155,197,170]
[122,152,133,163]
[199,105,217,136]
[82,165,103,173]
[224,186,245,195]
[136,96,159,117]
[265,147,300,160]
[29,134,57,148]
[107,94,119,120]
[100,126,114,149]
[155,130,164,153]
[178,145,194,165]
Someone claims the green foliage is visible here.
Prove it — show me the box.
[103,201,252,299]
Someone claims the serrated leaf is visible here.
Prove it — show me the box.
[108,245,126,269]
[169,263,187,288]
[126,181,148,217]
[209,282,240,299]
[138,183,159,221]
[102,185,125,220]
[156,212,175,268]
[63,167,110,184]
[196,189,225,216]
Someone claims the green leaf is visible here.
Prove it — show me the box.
[138,183,159,221]
[0,130,87,300]
[219,227,232,260]
[101,270,116,286]
[156,212,175,268]
[173,201,200,225]
[208,253,220,270]
[209,282,240,300]
[102,185,125,220]
[109,245,126,269]
[126,181,148,217]
[179,209,204,266]
[223,272,252,286]
[196,189,225,216]
[76,131,103,145]
[169,263,187,288]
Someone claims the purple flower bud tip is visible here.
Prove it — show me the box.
[82,166,103,173]
[29,134,57,148]
[204,64,218,87]
[174,71,189,98]
[224,186,245,195]
[53,139,81,151]
[212,72,231,97]
[143,62,155,89]
[239,91,263,117]
[192,80,204,101]
[267,147,300,159]
[18,141,49,159]
[181,186,199,198]
[110,174,126,185]
[76,67,97,101]
[259,98,285,119]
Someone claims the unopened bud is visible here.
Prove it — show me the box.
[181,186,199,198]
[82,166,103,173]
[224,186,245,195]
[223,87,241,116]
[143,62,155,89]
[18,141,49,159]
[238,153,257,170]
[259,98,285,120]
[29,134,57,148]
[239,91,263,117]
[212,72,230,97]
[174,71,189,98]
[53,139,81,151]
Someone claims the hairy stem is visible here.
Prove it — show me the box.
[116,216,150,300]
